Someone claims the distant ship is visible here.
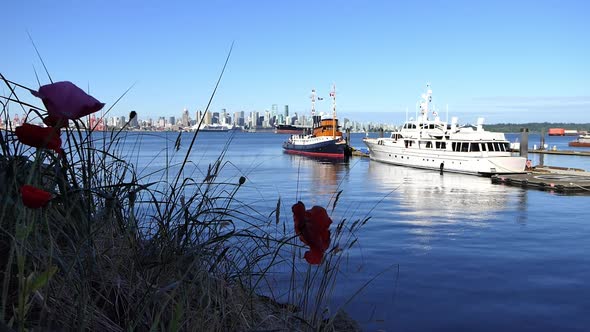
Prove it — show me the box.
[282,85,348,159]
[568,134,590,147]
[191,123,232,132]
[274,124,307,134]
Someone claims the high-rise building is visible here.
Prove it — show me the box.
[181,108,190,127]
[284,105,289,124]
[129,112,139,128]
[263,110,271,128]
[168,116,176,127]
[220,109,227,125]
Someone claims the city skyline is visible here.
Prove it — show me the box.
[1,1,589,124]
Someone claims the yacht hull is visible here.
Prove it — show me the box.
[364,139,526,176]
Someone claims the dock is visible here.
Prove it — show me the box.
[511,149,590,157]
[491,168,590,194]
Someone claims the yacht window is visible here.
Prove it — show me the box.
[493,142,501,151]
[461,143,469,152]
[429,124,435,129]
[436,141,446,149]
[487,142,494,151]
[503,142,510,151]
[481,143,487,151]
[426,141,432,148]
[452,142,458,151]
[470,143,480,152]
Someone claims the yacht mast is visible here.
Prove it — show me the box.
[419,83,433,122]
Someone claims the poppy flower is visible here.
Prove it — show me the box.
[20,185,52,208]
[15,123,62,154]
[31,81,105,121]
[292,201,332,265]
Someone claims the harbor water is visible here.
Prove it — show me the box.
[113,131,589,331]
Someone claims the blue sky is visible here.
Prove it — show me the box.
[1,0,589,124]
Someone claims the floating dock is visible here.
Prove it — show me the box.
[514,149,590,157]
[491,168,590,194]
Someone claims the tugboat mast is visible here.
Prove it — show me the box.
[330,84,336,139]
[311,89,316,117]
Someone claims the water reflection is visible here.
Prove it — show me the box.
[366,161,523,222]
[287,155,350,199]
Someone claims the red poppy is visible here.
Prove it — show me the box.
[15,123,62,154]
[31,81,105,121]
[20,185,52,208]
[292,201,332,265]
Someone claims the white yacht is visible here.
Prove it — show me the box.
[363,84,526,176]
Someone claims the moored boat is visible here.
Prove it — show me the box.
[568,134,590,147]
[363,84,526,176]
[282,85,347,158]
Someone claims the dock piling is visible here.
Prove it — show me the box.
[519,128,529,159]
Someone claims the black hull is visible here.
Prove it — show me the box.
[282,140,345,158]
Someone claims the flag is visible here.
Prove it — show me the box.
[329,92,335,97]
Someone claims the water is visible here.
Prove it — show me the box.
[111,131,589,331]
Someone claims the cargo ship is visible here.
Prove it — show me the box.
[274,124,306,134]
[548,128,565,136]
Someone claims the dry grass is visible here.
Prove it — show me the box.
[0,74,365,332]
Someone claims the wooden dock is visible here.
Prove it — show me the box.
[491,169,590,194]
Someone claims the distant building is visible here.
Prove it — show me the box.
[129,112,139,128]
[181,108,190,127]
[284,105,289,124]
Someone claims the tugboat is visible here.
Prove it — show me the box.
[282,85,347,158]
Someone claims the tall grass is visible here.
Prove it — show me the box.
[0,75,366,331]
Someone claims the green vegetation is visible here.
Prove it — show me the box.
[485,122,590,133]
[0,75,365,331]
